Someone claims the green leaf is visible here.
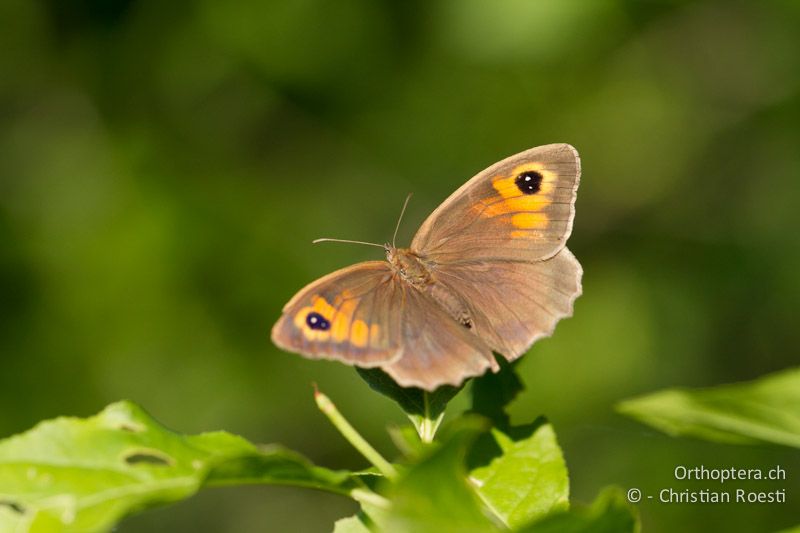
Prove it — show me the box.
[520,487,639,533]
[333,502,388,533]
[0,401,357,532]
[387,424,426,460]
[0,505,27,532]
[356,368,463,418]
[333,514,373,533]
[384,417,500,533]
[467,359,569,528]
[468,418,569,529]
[617,367,800,448]
[470,358,524,429]
[356,367,463,441]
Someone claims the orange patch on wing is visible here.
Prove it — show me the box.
[512,212,548,229]
[312,295,337,317]
[293,292,378,347]
[351,320,369,347]
[482,196,550,217]
[331,299,358,342]
[480,163,556,218]
[293,306,310,329]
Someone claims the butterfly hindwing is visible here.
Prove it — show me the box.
[411,144,580,263]
[381,284,498,390]
[430,248,583,361]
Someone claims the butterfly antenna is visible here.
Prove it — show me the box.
[392,193,413,248]
[312,238,386,249]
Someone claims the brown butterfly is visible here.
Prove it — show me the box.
[271,144,582,391]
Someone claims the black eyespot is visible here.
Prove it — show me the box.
[306,312,330,331]
[515,171,542,195]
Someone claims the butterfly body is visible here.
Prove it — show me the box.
[388,246,476,331]
[387,247,434,288]
[272,144,583,391]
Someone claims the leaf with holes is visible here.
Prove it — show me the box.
[0,401,357,532]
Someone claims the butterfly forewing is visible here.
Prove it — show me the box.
[272,261,498,389]
[411,144,580,263]
[271,262,403,366]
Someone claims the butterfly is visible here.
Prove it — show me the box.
[271,144,582,391]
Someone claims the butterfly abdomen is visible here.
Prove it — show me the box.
[427,283,475,330]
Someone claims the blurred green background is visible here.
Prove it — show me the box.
[1,0,799,531]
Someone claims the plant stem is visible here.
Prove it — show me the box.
[411,392,445,443]
[315,386,398,480]
[350,488,391,509]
